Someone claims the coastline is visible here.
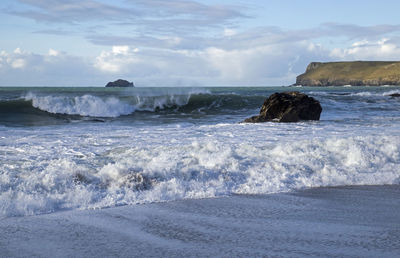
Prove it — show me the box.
[1,185,399,257]
[295,61,400,86]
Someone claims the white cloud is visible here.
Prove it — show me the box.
[223,28,237,37]
[11,58,27,69]
[2,34,400,87]
[14,48,23,54]
[88,37,330,86]
[0,26,334,86]
[0,49,28,69]
[200,41,328,85]
[330,38,400,60]
[111,45,130,55]
[94,46,139,73]
[0,47,102,86]
[204,46,264,81]
[48,48,59,56]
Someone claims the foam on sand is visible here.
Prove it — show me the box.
[1,185,399,257]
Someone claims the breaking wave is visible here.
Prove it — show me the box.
[309,89,400,97]
[0,90,263,121]
[2,88,397,121]
[0,132,399,218]
[25,93,136,117]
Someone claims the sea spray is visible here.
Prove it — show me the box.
[20,88,216,117]
[25,93,135,117]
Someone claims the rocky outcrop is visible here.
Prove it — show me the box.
[296,61,400,86]
[105,79,134,87]
[244,92,322,123]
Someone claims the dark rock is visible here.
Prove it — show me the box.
[73,173,90,184]
[120,172,155,191]
[389,93,400,97]
[244,91,322,123]
[91,118,105,122]
[105,79,134,87]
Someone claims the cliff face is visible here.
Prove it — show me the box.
[296,61,400,86]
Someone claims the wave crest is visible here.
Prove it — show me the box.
[20,89,260,118]
[22,90,208,118]
[25,93,135,117]
[309,89,400,97]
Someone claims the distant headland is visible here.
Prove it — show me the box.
[295,61,400,86]
[105,79,134,87]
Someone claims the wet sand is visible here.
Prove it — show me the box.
[1,185,399,257]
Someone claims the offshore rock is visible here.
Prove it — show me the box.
[389,93,400,97]
[105,79,134,87]
[244,92,322,123]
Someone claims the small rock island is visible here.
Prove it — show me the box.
[295,61,400,86]
[105,79,134,87]
[244,91,322,123]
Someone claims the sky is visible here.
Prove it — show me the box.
[1,0,400,86]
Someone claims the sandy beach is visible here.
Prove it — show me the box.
[1,185,399,257]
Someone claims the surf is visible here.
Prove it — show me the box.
[1,86,399,218]
[1,131,398,218]
[0,89,265,127]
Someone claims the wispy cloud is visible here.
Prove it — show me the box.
[10,0,246,34]
[86,22,400,52]
[32,29,74,35]
[319,23,400,40]
[11,0,137,23]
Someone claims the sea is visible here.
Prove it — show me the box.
[0,86,399,219]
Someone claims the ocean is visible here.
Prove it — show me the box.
[0,86,400,257]
[0,86,399,217]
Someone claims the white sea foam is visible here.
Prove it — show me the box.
[24,93,135,117]
[133,94,191,111]
[1,123,399,218]
[352,92,373,96]
[23,89,210,117]
[309,89,400,97]
[382,89,400,96]
[131,88,211,111]
[351,89,399,97]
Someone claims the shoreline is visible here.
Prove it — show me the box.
[1,185,399,257]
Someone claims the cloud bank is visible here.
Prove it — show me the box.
[2,1,400,86]
[3,35,400,87]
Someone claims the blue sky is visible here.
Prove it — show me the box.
[1,0,400,86]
